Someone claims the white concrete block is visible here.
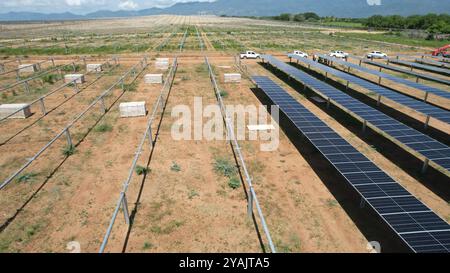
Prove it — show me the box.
[224,73,241,83]
[144,74,163,84]
[64,74,85,84]
[155,61,169,70]
[0,103,32,119]
[119,101,147,118]
[155,58,169,70]
[86,64,102,72]
[18,64,37,73]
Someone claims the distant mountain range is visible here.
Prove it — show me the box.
[0,0,448,21]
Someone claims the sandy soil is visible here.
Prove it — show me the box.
[0,16,449,253]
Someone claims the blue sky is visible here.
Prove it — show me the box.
[0,0,214,14]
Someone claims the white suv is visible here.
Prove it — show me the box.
[291,50,308,58]
[329,50,349,58]
[367,51,387,59]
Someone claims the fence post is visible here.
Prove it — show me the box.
[247,187,254,218]
[100,97,107,113]
[424,115,430,130]
[122,194,130,225]
[39,98,46,115]
[65,128,73,147]
[148,127,153,148]
[24,80,30,94]
[73,81,79,93]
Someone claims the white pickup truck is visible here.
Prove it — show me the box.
[291,50,308,58]
[367,51,388,59]
[240,51,260,59]
[329,50,349,58]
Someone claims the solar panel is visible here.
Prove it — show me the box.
[262,55,450,174]
[252,75,450,253]
[289,54,450,125]
[388,59,450,76]
[415,58,450,69]
[317,54,450,101]
[361,59,450,86]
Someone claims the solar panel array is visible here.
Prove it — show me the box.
[388,59,450,76]
[415,58,450,69]
[252,74,450,253]
[363,59,450,86]
[264,55,450,172]
[289,54,450,125]
[318,54,450,100]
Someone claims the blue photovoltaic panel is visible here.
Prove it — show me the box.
[289,54,450,125]
[263,55,450,173]
[252,74,450,253]
[388,59,450,76]
[318,54,450,101]
[415,58,450,69]
[359,58,450,86]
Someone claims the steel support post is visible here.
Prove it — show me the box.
[65,128,73,147]
[122,194,130,225]
[39,98,46,115]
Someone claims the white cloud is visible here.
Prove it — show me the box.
[118,0,139,10]
[0,0,214,13]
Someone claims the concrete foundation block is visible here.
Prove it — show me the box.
[0,103,32,119]
[64,74,85,84]
[119,101,147,117]
[224,73,241,83]
[144,74,163,84]
[86,64,102,72]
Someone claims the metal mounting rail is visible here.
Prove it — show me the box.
[205,56,276,253]
[195,26,204,51]
[99,58,178,253]
[0,58,54,78]
[0,60,82,93]
[0,57,148,191]
[179,28,189,52]
[0,57,119,123]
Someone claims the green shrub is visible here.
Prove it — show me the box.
[17,172,38,183]
[41,73,59,84]
[170,162,181,172]
[94,123,112,133]
[62,145,75,156]
[219,90,228,98]
[213,158,236,178]
[135,165,150,175]
[123,82,138,92]
[228,177,241,189]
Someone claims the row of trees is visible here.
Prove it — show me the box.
[269,13,450,34]
[365,14,450,34]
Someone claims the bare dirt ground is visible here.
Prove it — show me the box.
[0,15,449,253]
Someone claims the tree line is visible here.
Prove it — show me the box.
[268,13,450,34]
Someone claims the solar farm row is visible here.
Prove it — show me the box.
[318,54,450,101]
[252,75,450,253]
[289,54,450,125]
[264,55,450,174]
[415,58,450,69]
[361,59,450,86]
[388,59,450,77]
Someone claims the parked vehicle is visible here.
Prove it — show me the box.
[291,50,308,58]
[240,51,260,59]
[367,51,388,59]
[329,50,349,58]
[431,44,450,57]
